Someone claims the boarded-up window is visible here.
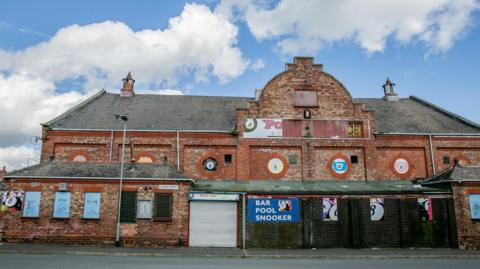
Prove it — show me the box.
[283,120,302,137]
[295,91,318,107]
[120,191,137,223]
[154,193,173,221]
[313,120,348,138]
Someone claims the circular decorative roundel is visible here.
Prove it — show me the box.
[203,157,218,172]
[244,118,257,132]
[5,196,17,207]
[267,158,285,174]
[370,202,385,221]
[331,158,348,174]
[394,158,409,174]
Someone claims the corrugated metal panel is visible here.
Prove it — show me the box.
[283,120,302,137]
[189,201,237,247]
[313,120,348,138]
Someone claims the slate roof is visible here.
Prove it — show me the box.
[46,90,252,131]
[45,89,479,134]
[5,162,191,180]
[355,96,480,134]
[420,165,480,186]
[192,180,448,195]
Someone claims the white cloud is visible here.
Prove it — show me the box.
[0,146,40,171]
[217,0,479,54]
[0,3,248,170]
[138,88,184,95]
[250,58,265,71]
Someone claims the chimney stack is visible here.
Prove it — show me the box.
[121,72,135,97]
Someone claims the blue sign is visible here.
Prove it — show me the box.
[248,198,299,223]
[83,193,101,219]
[470,194,480,220]
[332,158,348,174]
[23,192,41,218]
[53,192,71,218]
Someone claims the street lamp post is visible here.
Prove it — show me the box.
[114,114,128,247]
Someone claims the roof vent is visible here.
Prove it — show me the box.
[121,72,135,97]
[382,77,398,102]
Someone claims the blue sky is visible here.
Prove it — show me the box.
[0,0,479,169]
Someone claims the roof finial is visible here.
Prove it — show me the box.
[121,72,135,97]
[383,77,398,102]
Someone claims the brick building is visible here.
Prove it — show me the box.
[1,57,480,248]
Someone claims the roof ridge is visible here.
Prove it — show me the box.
[104,92,253,99]
[43,89,107,127]
[410,95,480,130]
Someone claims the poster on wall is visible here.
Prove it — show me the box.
[469,194,480,220]
[83,193,101,219]
[1,190,24,213]
[323,198,338,221]
[137,200,153,219]
[370,198,385,221]
[23,192,41,217]
[247,198,299,222]
[243,118,283,138]
[418,198,433,221]
[53,192,71,218]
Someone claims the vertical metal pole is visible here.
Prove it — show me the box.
[428,134,436,175]
[115,122,127,246]
[242,193,246,249]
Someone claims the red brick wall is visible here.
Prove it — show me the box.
[452,183,480,249]
[1,179,189,247]
[248,146,302,180]
[37,58,480,183]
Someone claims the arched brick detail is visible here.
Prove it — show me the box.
[135,151,157,163]
[452,154,471,166]
[67,150,92,162]
[196,152,224,179]
[390,155,413,179]
[328,153,351,179]
[265,153,289,179]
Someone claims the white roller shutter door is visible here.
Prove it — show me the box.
[189,201,237,247]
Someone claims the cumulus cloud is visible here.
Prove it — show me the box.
[0,3,248,170]
[217,0,479,54]
[0,146,40,171]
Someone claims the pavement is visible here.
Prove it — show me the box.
[1,242,480,259]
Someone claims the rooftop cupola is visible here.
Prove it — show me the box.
[121,72,135,97]
[383,77,398,102]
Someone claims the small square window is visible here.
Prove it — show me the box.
[224,154,232,164]
[443,156,450,165]
[288,154,297,164]
[350,155,358,164]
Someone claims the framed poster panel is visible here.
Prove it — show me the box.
[53,192,71,218]
[470,194,480,220]
[23,191,41,217]
[83,192,101,219]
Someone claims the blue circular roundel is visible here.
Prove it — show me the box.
[332,158,348,174]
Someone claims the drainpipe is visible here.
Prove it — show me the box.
[428,134,436,175]
[109,130,114,161]
[176,131,180,171]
